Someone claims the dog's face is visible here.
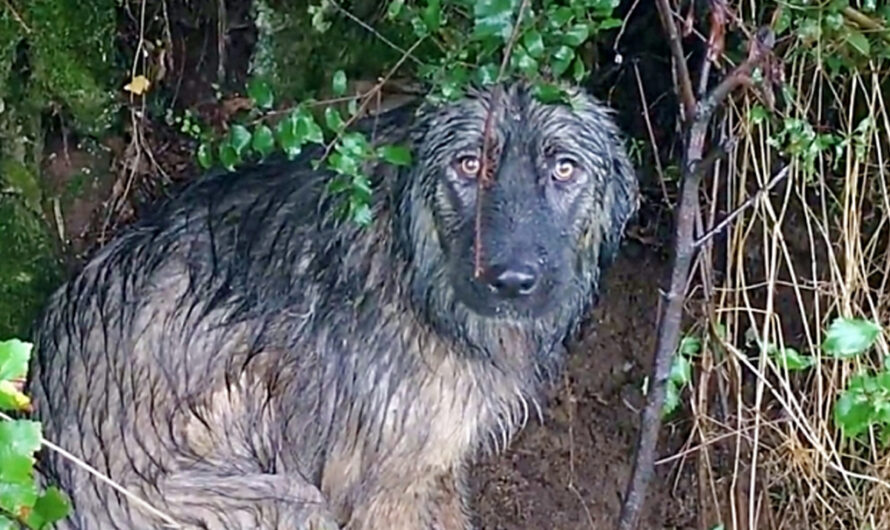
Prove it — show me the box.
[405,82,639,321]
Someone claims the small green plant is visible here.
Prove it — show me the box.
[775,0,890,77]
[191,71,413,226]
[0,338,70,529]
[821,317,889,443]
[662,334,699,417]
[165,109,206,141]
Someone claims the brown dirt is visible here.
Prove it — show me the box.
[471,244,700,530]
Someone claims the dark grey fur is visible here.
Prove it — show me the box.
[28,82,639,529]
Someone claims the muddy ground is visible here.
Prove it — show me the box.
[471,244,698,530]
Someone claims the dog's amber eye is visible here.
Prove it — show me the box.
[458,156,481,178]
[553,159,576,182]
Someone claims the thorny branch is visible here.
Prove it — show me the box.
[617,1,776,528]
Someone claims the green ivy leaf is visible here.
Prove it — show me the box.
[846,29,871,56]
[550,45,575,76]
[324,107,345,132]
[474,0,520,41]
[522,29,545,58]
[771,346,815,371]
[327,175,351,195]
[572,56,586,83]
[246,78,274,110]
[347,97,360,117]
[0,421,42,515]
[476,63,499,85]
[294,109,325,145]
[0,474,37,519]
[332,70,347,97]
[563,23,590,47]
[338,132,370,158]
[749,104,768,124]
[0,421,40,461]
[0,514,15,530]
[663,380,680,416]
[328,152,361,177]
[24,487,70,528]
[834,388,874,436]
[512,46,538,74]
[823,317,882,358]
[351,174,373,199]
[422,0,442,32]
[386,0,405,19]
[276,117,301,160]
[0,339,31,382]
[678,336,701,357]
[228,124,252,157]
[350,201,373,226]
[377,144,413,166]
[598,17,623,31]
[533,82,568,104]
[218,143,240,171]
[196,142,214,169]
[668,354,692,386]
[251,125,275,159]
[548,6,573,28]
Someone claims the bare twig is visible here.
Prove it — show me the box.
[617,6,775,528]
[842,6,890,44]
[473,0,530,278]
[612,0,643,64]
[1,0,30,33]
[0,412,181,528]
[216,0,226,84]
[331,1,424,65]
[318,37,426,163]
[693,164,790,248]
[633,62,671,208]
[655,0,696,124]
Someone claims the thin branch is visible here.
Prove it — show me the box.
[633,62,671,208]
[842,6,890,44]
[693,164,790,248]
[331,1,424,65]
[617,16,775,530]
[473,0,530,277]
[654,0,696,124]
[1,0,30,33]
[697,0,729,98]
[318,37,426,163]
[0,412,181,528]
[216,0,226,85]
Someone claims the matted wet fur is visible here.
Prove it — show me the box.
[28,82,639,529]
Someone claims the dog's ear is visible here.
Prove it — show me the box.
[600,134,641,271]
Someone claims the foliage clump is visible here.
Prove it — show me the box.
[0,198,60,339]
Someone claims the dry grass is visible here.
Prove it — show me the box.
[668,5,890,528]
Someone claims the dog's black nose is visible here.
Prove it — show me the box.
[486,263,539,297]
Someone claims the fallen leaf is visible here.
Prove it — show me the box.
[124,75,151,95]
